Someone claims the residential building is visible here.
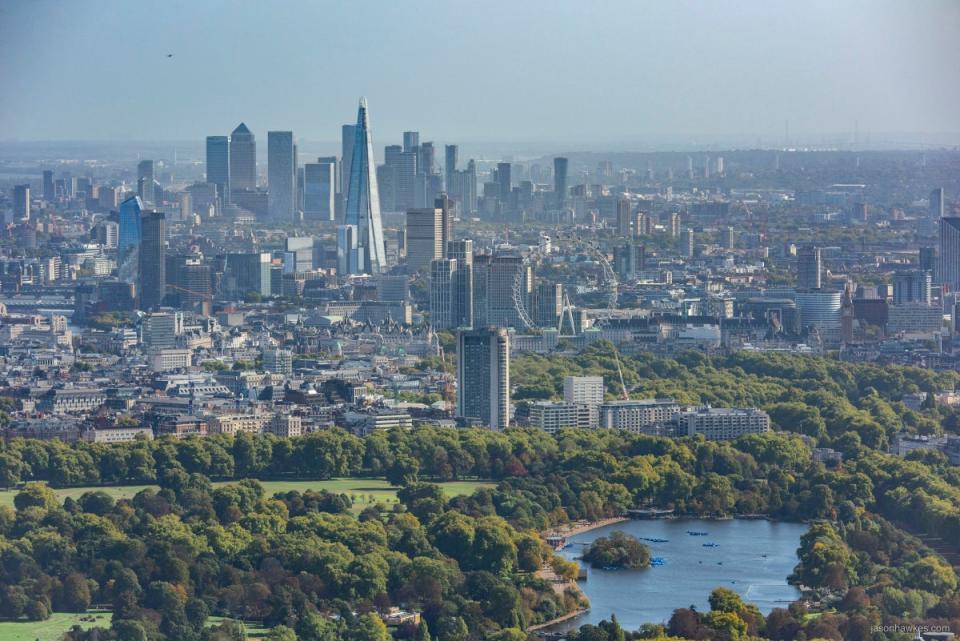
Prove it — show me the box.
[457,328,510,429]
[677,407,770,441]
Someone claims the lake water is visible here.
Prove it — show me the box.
[553,518,808,630]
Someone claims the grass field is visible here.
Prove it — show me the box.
[0,610,112,641]
[0,478,494,513]
[0,612,274,641]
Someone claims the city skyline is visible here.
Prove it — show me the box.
[2,0,959,147]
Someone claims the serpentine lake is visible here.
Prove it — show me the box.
[553,518,808,630]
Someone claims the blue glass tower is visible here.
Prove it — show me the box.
[117,195,143,284]
[343,97,386,274]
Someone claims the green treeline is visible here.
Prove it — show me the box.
[0,347,958,640]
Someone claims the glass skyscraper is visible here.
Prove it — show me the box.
[206,136,230,205]
[230,123,257,192]
[343,98,386,274]
[268,131,296,220]
[117,195,143,285]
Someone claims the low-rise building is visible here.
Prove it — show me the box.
[268,413,303,437]
[209,412,270,435]
[600,398,681,432]
[528,401,596,433]
[150,348,192,372]
[677,407,770,441]
[83,426,154,443]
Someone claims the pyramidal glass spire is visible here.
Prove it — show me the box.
[343,96,386,274]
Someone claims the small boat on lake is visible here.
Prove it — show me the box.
[702,542,719,548]
[687,530,709,536]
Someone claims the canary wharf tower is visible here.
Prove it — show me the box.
[342,97,386,274]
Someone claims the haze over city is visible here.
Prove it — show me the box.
[2,0,959,149]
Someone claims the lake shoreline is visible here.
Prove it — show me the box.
[541,517,808,633]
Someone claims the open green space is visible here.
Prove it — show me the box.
[0,610,112,641]
[0,478,494,513]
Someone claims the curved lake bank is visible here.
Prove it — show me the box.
[553,518,808,631]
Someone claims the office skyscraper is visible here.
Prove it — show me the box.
[139,211,166,311]
[496,162,512,203]
[436,193,454,253]
[343,98,387,274]
[419,142,436,176]
[225,252,272,297]
[137,160,155,204]
[920,246,938,280]
[797,245,822,290]
[230,123,257,191]
[554,157,568,210]
[931,188,945,219]
[117,195,143,285]
[268,131,296,220]
[42,170,55,201]
[430,258,457,329]
[457,328,510,430]
[406,207,443,273]
[447,239,474,328]
[206,136,230,205]
[13,185,30,221]
[304,161,336,221]
[893,270,932,305]
[445,145,458,191]
[939,218,960,291]
[680,228,695,258]
[383,143,418,211]
[403,131,420,153]
[616,198,632,237]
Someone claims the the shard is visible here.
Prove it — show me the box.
[343,97,386,274]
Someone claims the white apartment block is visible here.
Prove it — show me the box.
[529,401,596,434]
[678,407,770,441]
[563,376,605,406]
[600,398,681,432]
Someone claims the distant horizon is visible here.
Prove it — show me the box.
[2,0,958,144]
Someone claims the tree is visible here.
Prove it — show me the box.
[113,620,148,641]
[14,482,59,511]
[61,573,93,612]
[704,610,748,641]
[387,455,420,486]
[516,535,545,572]
[350,613,391,641]
[906,556,958,593]
[26,598,50,621]
[582,531,650,569]
[709,587,745,614]
[265,625,298,641]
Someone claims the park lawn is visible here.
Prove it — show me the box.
[0,610,112,641]
[0,478,494,513]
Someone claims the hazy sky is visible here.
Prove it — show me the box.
[2,0,959,146]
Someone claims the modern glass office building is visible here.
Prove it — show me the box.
[343,97,386,274]
[117,195,143,284]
